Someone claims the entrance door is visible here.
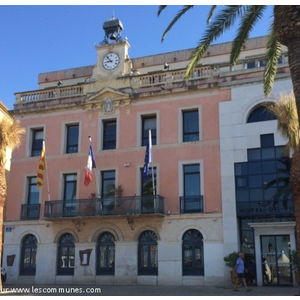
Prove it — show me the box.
[260,235,293,286]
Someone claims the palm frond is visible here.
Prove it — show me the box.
[264,92,299,152]
[0,118,25,165]
[207,5,217,24]
[160,6,194,42]
[263,27,282,96]
[185,5,244,80]
[230,5,267,65]
[157,5,167,17]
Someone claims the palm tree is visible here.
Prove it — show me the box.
[159,4,300,275]
[0,117,24,289]
[264,92,300,290]
[158,6,300,123]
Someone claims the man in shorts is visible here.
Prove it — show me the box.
[233,252,252,292]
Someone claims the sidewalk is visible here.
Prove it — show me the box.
[1,284,299,296]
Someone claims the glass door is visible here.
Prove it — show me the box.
[260,235,293,286]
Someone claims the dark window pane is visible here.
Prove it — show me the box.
[236,190,249,202]
[183,110,199,142]
[235,163,248,176]
[66,125,79,153]
[103,120,116,150]
[261,134,274,148]
[247,106,276,123]
[248,149,261,161]
[31,129,43,157]
[249,175,262,188]
[248,162,262,175]
[142,116,156,146]
[262,148,275,159]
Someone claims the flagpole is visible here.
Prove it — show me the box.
[149,129,156,196]
[89,136,100,198]
[42,140,51,201]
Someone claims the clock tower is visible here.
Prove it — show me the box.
[92,15,131,79]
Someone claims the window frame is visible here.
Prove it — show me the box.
[66,124,79,154]
[102,119,117,150]
[20,234,37,276]
[182,229,204,276]
[138,230,158,276]
[57,233,75,276]
[96,232,115,275]
[31,128,44,157]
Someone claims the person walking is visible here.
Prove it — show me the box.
[233,252,252,292]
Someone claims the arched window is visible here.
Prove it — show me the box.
[182,229,204,276]
[20,234,37,275]
[247,104,276,123]
[138,230,158,275]
[96,232,115,275]
[57,233,75,275]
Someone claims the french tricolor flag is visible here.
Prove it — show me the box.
[84,140,96,186]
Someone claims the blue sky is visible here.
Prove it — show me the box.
[0,5,273,110]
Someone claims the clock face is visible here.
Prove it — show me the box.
[102,52,120,70]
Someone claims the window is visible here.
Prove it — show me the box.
[142,115,156,146]
[180,164,202,213]
[21,177,40,220]
[102,171,116,214]
[66,124,79,153]
[182,229,204,276]
[247,104,276,123]
[63,174,77,217]
[234,134,292,218]
[20,234,37,275]
[101,171,116,198]
[96,232,115,275]
[31,129,43,157]
[141,167,157,213]
[138,230,158,275]
[57,233,75,275]
[103,119,116,150]
[182,110,199,142]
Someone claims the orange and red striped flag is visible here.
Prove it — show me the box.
[37,141,46,189]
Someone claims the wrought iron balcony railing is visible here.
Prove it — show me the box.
[180,195,203,214]
[236,200,294,218]
[44,195,164,218]
[21,204,41,220]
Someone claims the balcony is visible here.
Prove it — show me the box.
[236,200,294,218]
[180,196,203,214]
[21,204,41,220]
[44,195,164,218]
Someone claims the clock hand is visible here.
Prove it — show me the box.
[105,56,112,62]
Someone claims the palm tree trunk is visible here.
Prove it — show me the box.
[290,150,300,271]
[0,163,7,290]
[0,203,3,290]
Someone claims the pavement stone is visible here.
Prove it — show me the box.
[0,284,299,296]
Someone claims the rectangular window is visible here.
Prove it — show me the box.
[142,116,156,146]
[141,167,157,196]
[28,177,39,204]
[21,177,40,220]
[180,164,202,213]
[103,120,116,150]
[182,110,199,142]
[66,124,79,153]
[184,164,200,197]
[31,129,43,157]
[63,174,77,217]
[101,171,116,197]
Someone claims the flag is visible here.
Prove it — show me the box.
[84,143,96,186]
[143,129,152,178]
[37,140,46,189]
